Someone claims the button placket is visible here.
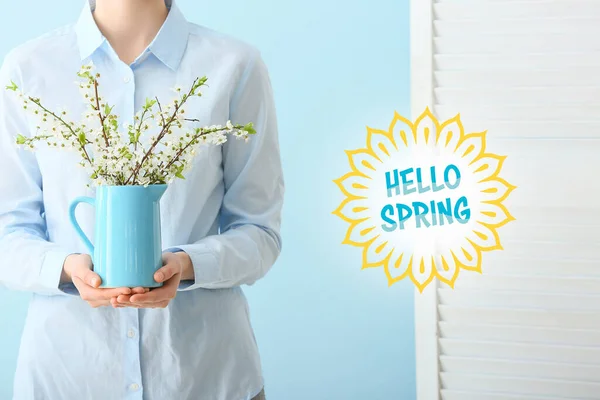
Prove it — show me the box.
[120,65,142,399]
[120,307,143,398]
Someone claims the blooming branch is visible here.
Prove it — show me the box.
[6,63,256,186]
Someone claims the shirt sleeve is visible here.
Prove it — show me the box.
[0,53,73,296]
[168,51,284,291]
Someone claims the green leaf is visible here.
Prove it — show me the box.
[15,134,27,145]
[119,147,133,160]
[78,132,86,146]
[192,76,208,93]
[104,103,113,116]
[144,98,157,110]
[77,71,93,80]
[5,80,18,91]
[174,164,186,180]
[244,122,257,135]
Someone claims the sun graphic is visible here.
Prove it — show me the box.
[332,108,516,292]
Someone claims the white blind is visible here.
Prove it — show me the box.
[414,1,600,399]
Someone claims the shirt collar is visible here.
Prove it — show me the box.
[75,0,189,70]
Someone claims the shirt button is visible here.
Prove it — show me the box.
[129,383,140,391]
[124,76,131,83]
[127,329,135,338]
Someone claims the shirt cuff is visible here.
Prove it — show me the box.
[164,245,219,291]
[39,249,76,296]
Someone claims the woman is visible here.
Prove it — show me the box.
[0,0,283,399]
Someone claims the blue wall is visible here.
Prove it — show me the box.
[0,1,414,398]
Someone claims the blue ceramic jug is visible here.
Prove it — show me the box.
[69,184,167,288]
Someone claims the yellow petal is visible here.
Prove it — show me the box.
[389,111,414,147]
[367,127,396,162]
[346,148,380,178]
[343,218,379,245]
[465,222,502,251]
[451,239,482,271]
[477,201,515,228]
[437,114,464,150]
[433,252,459,288]
[413,108,440,146]
[385,247,411,285]
[410,254,436,291]
[363,235,393,267]
[454,132,486,164]
[470,154,505,182]
[332,197,371,223]
[333,172,371,199]
[478,177,516,204]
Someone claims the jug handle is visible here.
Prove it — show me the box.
[69,197,95,255]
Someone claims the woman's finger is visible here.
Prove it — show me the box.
[150,301,170,309]
[153,262,180,283]
[74,276,132,301]
[87,300,111,308]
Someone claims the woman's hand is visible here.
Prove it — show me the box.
[112,251,193,309]
[62,254,146,308]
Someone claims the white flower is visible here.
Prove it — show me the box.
[9,67,257,186]
[204,131,228,145]
[176,112,186,123]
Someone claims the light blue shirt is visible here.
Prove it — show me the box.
[0,1,283,399]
